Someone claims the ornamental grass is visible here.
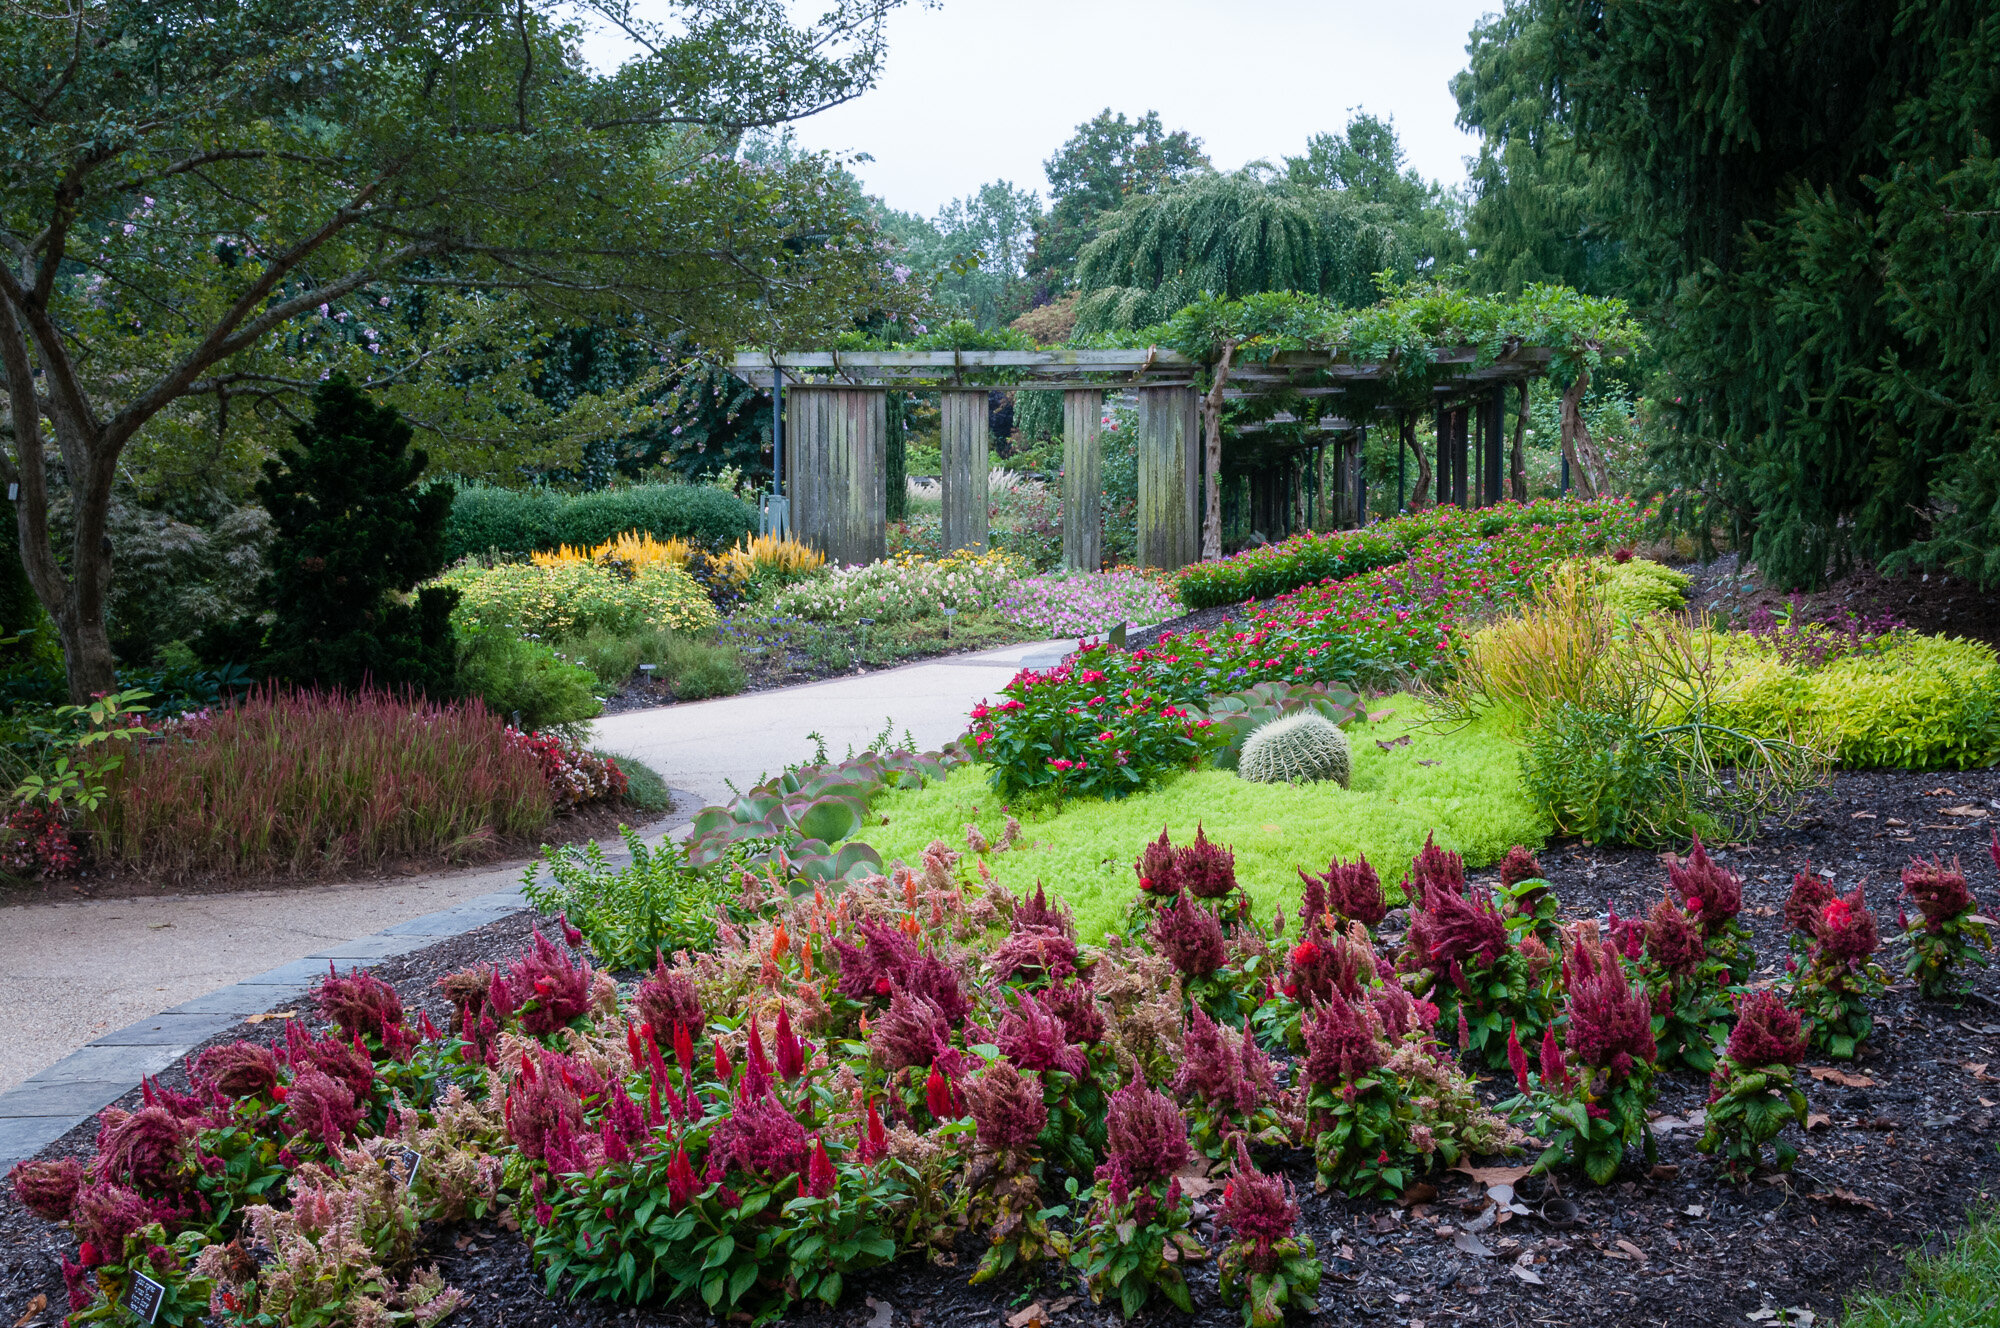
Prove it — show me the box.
[90,687,553,878]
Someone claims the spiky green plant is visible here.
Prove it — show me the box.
[1238,713,1351,787]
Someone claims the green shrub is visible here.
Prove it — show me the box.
[653,632,747,701]
[871,696,1547,940]
[1711,633,2000,769]
[436,560,718,642]
[1597,556,1689,615]
[1519,704,1691,845]
[572,627,643,688]
[609,753,673,813]
[457,628,602,732]
[442,482,755,562]
[1174,496,1650,610]
[525,827,754,970]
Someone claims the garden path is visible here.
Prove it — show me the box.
[0,636,1072,1152]
[591,636,1073,807]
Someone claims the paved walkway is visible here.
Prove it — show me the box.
[0,638,1072,1164]
[592,637,1070,807]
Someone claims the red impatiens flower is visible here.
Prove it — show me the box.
[964,1058,1047,1155]
[1722,990,1807,1069]
[1150,895,1227,978]
[1669,837,1743,933]
[1903,855,1977,930]
[1177,825,1238,899]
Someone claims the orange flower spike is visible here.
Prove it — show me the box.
[799,942,815,980]
[772,923,791,959]
[900,913,922,938]
[903,873,918,909]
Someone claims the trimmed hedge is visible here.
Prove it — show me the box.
[443,482,756,561]
[1175,497,1650,610]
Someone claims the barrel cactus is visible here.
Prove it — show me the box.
[1238,712,1351,787]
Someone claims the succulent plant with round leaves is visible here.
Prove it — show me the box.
[1238,712,1351,787]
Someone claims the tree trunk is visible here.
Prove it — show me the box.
[1199,339,1236,562]
[1511,380,1530,502]
[1403,413,1433,511]
[1559,362,1612,499]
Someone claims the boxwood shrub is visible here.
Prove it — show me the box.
[443,482,756,561]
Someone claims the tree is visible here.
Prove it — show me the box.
[1450,10,1638,299]
[885,180,1045,329]
[1029,109,1209,294]
[1071,171,1414,334]
[0,0,918,700]
[1285,112,1465,271]
[1484,0,2000,588]
[232,376,458,694]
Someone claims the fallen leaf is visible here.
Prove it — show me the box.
[1615,1238,1649,1263]
[1967,1063,1993,1081]
[1005,1302,1044,1328]
[1049,1299,1077,1314]
[1850,811,1877,820]
[1684,1204,1706,1217]
[1453,1231,1495,1258]
[1376,735,1412,751]
[1981,1097,1997,1108]
[1417,758,1440,767]
[1175,1175,1220,1198]
[1814,1188,1885,1214]
[1925,787,1957,796]
[1366,709,1396,723]
[1648,1164,1680,1181]
[1371,1212,1400,1233]
[1886,817,1910,827]
[1942,805,1990,818]
[1510,1265,1544,1284]
[243,1011,297,1025]
[1450,1161,1534,1187]
[1807,1066,1874,1087]
[147,922,173,930]
[12,1294,47,1328]
[1806,1113,1832,1131]
[1398,1181,1438,1207]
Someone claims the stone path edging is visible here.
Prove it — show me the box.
[0,792,702,1171]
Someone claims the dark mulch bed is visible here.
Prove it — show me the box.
[1681,551,2000,652]
[9,770,2000,1326]
[0,799,662,907]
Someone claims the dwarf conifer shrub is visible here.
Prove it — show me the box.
[220,377,459,695]
[1237,712,1350,786]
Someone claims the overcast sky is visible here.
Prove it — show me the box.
[577,1,1502,219]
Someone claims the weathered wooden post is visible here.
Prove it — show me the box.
[1136,386,1199,569]
[1486,386,1507,505]
[1352,425,1369,526]
[939,389,990,554]
[1061,389,1104,571]
[785,386,887,566]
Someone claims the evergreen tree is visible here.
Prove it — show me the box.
[1480,0,2000,587]
[239,378,459,695]
[1285,112,1466,272]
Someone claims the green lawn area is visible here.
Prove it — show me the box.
[863,694,1549,940]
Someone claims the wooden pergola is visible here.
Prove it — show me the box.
[730,346,1555,569]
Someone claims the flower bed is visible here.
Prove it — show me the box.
[996,568,1179,638]
[1174,497,1651,610]
[435,558,717,641]
[766,548,1024,625]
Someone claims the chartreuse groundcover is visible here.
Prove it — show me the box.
[861,695,1544,941]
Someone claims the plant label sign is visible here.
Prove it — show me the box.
[126,1271,166,1323]
[388,1148,421,1187]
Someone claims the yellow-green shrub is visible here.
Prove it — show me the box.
[1711,633,2000,769]
[434,560,718,642]
[1551,555,1689,617]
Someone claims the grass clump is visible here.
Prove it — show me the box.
[1841,1208,2000,1328]
[607,753,673,814]
[863,695,1545,940]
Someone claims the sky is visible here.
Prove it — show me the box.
[575,0,1502,219]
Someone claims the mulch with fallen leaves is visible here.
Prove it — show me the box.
[7,771,2000,1328]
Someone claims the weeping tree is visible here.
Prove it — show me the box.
[1071,171,1417,335]
[0,0,918,701]
[1492,0,2000,587]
